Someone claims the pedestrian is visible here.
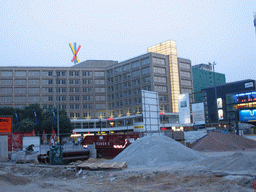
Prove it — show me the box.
[51,138,55,146]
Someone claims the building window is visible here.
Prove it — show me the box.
[180,80,192,86]
[142,76,151,84]
[82,71,92,76]
[132,70,140,77]
[83,88,93,93]
[123,64,131,71]
[180,63,190,69]
[154,86,167,92]
[48,71,53,76]
[70,105,74,109]
[62,96,66,101]
[95,71,105,76]
[70,113,74,118]
[153,58,165,65]
[48,96,53,101]
[28,71,40,76]
[132,61,140,68]
[48,80,53,84]
[153,67,165,74]
[48,88,53,92]
[154,76,167,84]
[141,58,150,65]
[62,105,66,109]
[1,71,13,76]
[75,104,80,109]
[75,96,80,101]
[180,71,191,78]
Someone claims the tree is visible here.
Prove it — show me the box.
[41,108,73,135]
[15,118,35,132]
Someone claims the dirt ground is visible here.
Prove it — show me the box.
[0,151,256,192]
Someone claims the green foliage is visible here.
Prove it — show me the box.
[0,104,73,134]
[16,118,35,132]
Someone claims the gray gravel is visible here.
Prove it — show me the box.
[111,135,206,167]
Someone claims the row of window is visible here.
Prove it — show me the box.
[107,77,151,92]
[108,98,142,108]
[107,58,150,76]
[0,71,103,77]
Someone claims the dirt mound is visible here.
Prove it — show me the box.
[192,132,256,151]
[111,135,205,167]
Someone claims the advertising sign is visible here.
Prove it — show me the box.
[239,109,256,122]
[218,109,224,120]
[178,93,191,125]
[217,98,222,109]
[192,103,205,125]
[141,90,160,132]
[245,82,254,88]
[0,117,12,133]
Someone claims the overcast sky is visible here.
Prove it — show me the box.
[0,0,255,83]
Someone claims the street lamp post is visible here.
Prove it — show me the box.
[54,74,60,144]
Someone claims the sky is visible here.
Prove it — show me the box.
[0,0,255,83]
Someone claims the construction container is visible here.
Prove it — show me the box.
[81,133,140,159]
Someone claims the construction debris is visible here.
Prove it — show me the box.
[76,161,127,171]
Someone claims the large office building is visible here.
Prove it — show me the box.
[203,79,256,125]
[0,40,193,133]
[192,63,226,102]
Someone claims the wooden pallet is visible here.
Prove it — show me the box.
[76,161,127,171]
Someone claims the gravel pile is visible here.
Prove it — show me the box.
[192,132,256,151]
[199,152,256,173]
[111,135,205,167]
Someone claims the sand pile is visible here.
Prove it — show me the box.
[111,135,205,167]
[191,132,256,151]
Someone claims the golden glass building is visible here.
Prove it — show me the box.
[148,40,180,113]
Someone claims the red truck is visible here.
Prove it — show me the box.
[81,133,141,159]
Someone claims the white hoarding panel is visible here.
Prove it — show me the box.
[141,90,160,132]
[178,93,191,125]
[0,136,8,161]
[23,136,40,152]
[192,102,205,125]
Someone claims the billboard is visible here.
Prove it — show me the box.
[178,93,191,125]
[192,103,205,125]
[239,109,256,122]
[141,90,160,132]
[0,117,12,133]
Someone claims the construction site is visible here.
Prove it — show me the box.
[1,129,256,192]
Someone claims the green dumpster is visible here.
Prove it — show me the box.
[50,144,63,165]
